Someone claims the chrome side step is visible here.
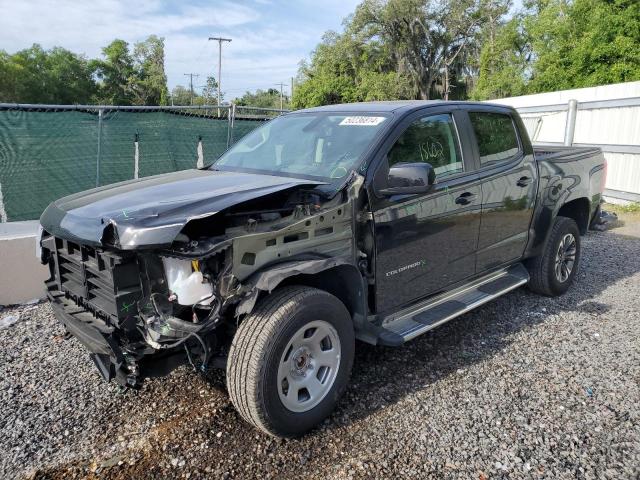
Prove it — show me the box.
[376,263,529,346]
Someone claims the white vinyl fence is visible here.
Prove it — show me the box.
[489,81,640,203]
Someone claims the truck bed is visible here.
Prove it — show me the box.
[533,145,602,162]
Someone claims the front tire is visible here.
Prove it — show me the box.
[527,216,581,296]
[226,286,354,437]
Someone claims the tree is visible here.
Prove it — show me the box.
[526,0,640,93]
[170,85,194,105]
[0,44,96,103]
[439,0,509,99]
[472,0,640,99]
[234,88,290,109]
[129,35,169,105]
[349,0,497,100]
[0,51,13,101]
[349,0,440,100]
[294,0,640,106]
[292,0,501,108]
[91,39,135,104]
[194,76,220,105]
[46,47,98,103]
[471,17,529,99]
[292,26,413,108]
[91,36,169,105]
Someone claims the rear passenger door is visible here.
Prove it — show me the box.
[465,108,538,272]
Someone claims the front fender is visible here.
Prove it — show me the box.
[235,257,368,335]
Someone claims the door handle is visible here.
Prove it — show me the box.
[455,192,476,205]
[517,176,532,187]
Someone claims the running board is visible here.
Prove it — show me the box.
[376,264,529,346]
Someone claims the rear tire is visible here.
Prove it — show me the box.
[527,216,581,296]
[226,286,354,437]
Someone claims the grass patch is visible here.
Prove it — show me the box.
[604,202,640,214]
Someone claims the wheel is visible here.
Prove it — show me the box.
[226,286,355,437]
[527,216,581,296]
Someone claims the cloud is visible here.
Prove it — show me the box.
[0,0,362,98]
[0,0,258,55]
[164,33,304,95]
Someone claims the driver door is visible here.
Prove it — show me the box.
[370,110,482,313]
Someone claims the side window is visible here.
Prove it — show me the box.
[388,114,463,178]
[468,112,521,165]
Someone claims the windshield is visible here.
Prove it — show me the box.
[212,113,390,180]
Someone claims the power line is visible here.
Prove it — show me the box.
[183,73,199,105]
[208,37,232,108]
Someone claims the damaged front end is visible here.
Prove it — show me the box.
[41,172,367,387]
[41,239,227,387]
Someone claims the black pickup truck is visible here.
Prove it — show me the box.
[39,101,606,437]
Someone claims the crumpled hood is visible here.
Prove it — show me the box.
[40,169,322,249]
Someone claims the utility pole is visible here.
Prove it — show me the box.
[208,36,232,110]
[275,82,286,110]
[290,77,294,102]
[183,73,199,105]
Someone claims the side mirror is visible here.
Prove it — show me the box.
[379,162,435,196]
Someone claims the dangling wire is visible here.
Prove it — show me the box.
[183,332,209,372]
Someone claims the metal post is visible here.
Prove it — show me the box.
[134,133,139,179]
[227,103,236,148]
[197,136,204,168]
[227,103,232,148]
[96,108,104,187]
[217,41,222,109]
[564,99,578,146]
[0,180,7,222]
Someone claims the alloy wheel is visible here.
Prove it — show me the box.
[555,233,577,283]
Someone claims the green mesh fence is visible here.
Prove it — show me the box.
[0,106,278,221]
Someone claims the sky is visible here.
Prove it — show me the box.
[0,0,362,99]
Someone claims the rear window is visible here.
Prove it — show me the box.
[469,112,520,165]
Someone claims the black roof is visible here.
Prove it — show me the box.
[297,100,511,115]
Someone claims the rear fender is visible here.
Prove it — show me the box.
[524,174,591,258]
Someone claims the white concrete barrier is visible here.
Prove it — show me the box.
[0,221,48,305]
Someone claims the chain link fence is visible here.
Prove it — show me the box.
[0,104,286,222]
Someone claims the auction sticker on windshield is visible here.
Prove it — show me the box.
[339,116,386,126]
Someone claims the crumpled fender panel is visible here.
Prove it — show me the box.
[230,201,354,282]
[235,256,354,316]
[231,175,367,317]
[40,169,322,249]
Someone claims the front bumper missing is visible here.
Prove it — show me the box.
[42,233,222,386]
[48,289,212,387]
[48,290,130,384]
[48,287,186,387]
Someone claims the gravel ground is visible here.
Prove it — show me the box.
[1,227,639,480]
